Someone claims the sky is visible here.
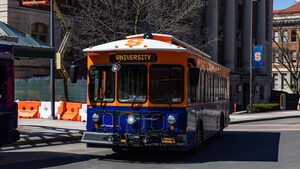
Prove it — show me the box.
[273,0,297,10]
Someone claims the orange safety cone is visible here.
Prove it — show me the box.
[234,102,236,113]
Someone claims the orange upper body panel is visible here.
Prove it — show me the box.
[87,51,188,107]
[86,49,230,107]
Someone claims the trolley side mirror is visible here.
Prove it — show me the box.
[189,68,200,86]
[70,64,78,83]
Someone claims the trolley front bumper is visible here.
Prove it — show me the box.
[81,131,187,149]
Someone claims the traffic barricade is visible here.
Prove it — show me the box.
[58,102,82,121]
[39,101,62,119]
[79,104,87,122]
[18,101,41,118]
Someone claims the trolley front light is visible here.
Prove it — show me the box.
[92,113,100,122]
[167,115,176,125]
[127,115,136,125]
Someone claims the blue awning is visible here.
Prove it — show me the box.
[0,21,54,59]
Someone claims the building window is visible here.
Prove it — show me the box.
[273,51,279,63]
[291,30,297,42]
[274,31,279,43]
[282,73,287,89]
[31,23,48,43]
[282,52,287,63]
[273,73,279,89]
[282,30,288,43]
[291,73,295,89]
[292,50,297,62]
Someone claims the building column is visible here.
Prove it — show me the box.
[256,0,266,46]
[206,0,218,62]
[242,0,251,73]
[256,0,269,76]
[266,0,273,77]
[224,0,236,70]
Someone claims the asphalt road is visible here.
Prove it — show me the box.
[1,118,300,169]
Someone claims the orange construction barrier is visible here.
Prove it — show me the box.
[58,102,82,121]
[18,101,41,118]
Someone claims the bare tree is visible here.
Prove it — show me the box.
[273,16,300,94]
[72,0,207,50]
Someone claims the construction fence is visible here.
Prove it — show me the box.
[15,79,87,103]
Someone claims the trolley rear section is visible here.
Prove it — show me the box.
[74,33,230,151]
[0,44,19,146]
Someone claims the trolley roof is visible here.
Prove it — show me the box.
[83,38,186,52]
[84,33,211,59]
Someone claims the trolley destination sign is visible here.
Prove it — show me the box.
[110,53,157,62]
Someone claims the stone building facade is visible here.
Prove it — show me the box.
[0,0,273,110]
[272,1,300,94]
[0,0,75,79]
[194,0,273,111]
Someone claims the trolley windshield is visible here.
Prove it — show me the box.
[89,66,115,102]
[117,65,147,103]
[149,65,184,104]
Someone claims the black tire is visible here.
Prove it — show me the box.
[190,122,203,153]
[217,114,224,138]
[112,147,123,153]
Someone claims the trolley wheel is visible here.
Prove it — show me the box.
[217,114,224,138]
[112,147,123,153]
[190,122,203,153]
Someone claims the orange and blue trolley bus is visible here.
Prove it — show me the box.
[0,44,19,146]
[73,33,230,152]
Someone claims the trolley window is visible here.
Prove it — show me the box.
[150,65,184,104]
[89,66,115,103]
[117,65,147,103]
[0,66,7,93]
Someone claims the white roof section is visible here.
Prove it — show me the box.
[126,33,173,39]
[83,38,186,52]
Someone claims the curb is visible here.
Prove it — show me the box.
[230,115,300,124]
[2,133,82,147]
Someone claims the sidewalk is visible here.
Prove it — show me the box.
[2,118,86,148]
[230,110,300,124]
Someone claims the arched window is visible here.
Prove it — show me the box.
[207,72,211,102]
[201,71,205,102]
[31,23,48,43]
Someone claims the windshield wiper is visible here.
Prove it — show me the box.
[130,95,139,110]
[99,88,109,110]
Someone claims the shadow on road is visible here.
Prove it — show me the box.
[0,131,280,168]
[98,131,280,163]
[0,152,98,169]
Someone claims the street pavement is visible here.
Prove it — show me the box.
[2,118,300,169]
[1,110,300,149]
[0,118,85,149]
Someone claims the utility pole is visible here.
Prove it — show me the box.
[249,0,257,113]
[249,0,253,113]
[49,0,55,119]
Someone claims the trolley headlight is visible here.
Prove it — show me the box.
[167,115,176,125]
[127,115,136,125]
[92,113,100,122]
